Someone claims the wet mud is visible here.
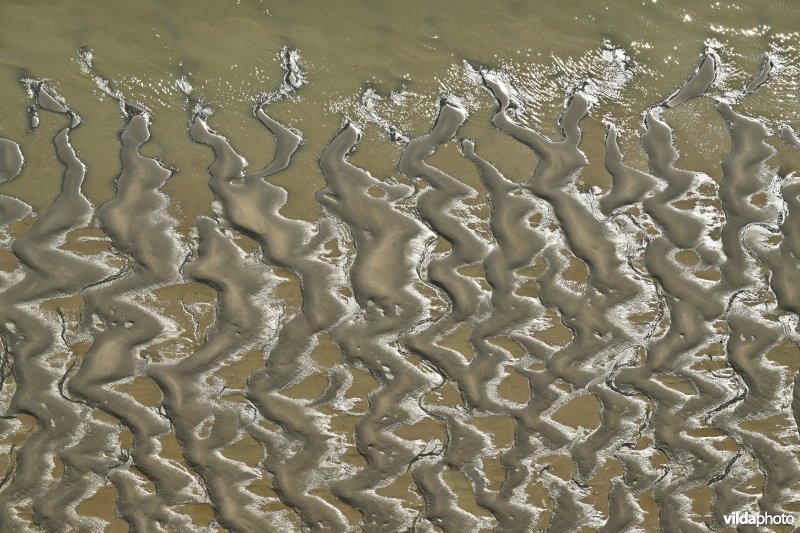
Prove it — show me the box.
[1,4,800,532]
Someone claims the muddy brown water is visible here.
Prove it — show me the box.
[1,1,800,531]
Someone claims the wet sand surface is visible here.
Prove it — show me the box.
[1,1,800,531]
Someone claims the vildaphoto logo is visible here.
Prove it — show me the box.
[723,512,795,526]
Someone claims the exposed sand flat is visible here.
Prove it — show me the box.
[0,3,800,531]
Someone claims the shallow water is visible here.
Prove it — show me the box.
[1,1,800,531]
